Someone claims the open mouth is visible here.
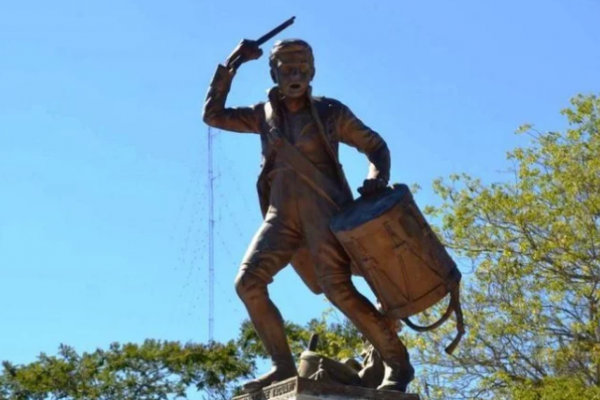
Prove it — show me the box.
[290,83,302,90]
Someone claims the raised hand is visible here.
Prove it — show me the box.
[225,39,263,72]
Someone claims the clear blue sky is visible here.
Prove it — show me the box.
[1,0,599,373]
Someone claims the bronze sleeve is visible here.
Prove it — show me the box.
[202,64,261,134]
[337,104,391,182]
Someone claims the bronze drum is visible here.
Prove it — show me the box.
[330,184,464,354]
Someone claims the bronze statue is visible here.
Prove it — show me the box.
[203,36,415,393]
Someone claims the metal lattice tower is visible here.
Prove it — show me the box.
[208,127,215,342]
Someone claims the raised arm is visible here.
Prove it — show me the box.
[202,40,264,133]
[336,103,391,194]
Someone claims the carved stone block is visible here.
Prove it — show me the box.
[232,377,420,400]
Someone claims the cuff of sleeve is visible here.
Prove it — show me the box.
[367,174,390,182]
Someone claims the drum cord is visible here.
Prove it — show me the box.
[401,284,465,355]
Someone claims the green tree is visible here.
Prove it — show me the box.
[0,340,254,400]
[403,94,600,399]
[0,316,362,400]
[236,308,363,362]
[510,376,600,400]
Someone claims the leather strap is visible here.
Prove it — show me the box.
[275,138,347,210]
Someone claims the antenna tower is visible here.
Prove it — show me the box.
[208,126,215,342]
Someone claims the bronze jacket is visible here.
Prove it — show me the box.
[203,64,391,293]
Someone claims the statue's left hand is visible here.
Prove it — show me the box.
[358,178,388,196]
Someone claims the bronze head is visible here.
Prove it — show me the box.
[269,39,315,98]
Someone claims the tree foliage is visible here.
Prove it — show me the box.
[510,376,600,400]
[0,317,361,400]
[0,340,253,400]
[400,94,600,399]
[236,309,363,362]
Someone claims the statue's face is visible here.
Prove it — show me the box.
[272,50,313,99]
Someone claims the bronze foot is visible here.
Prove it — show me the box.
[242,366,297,393]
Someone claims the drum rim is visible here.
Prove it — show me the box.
[331,183,411,232]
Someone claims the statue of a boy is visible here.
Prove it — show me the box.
[203,39,414,392]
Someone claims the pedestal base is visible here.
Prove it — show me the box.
[233,377,420,400]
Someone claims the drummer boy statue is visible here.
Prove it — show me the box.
[203,38,414,392]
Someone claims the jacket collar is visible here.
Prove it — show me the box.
[266,86,315,112]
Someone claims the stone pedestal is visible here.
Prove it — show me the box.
[233,377,420,400]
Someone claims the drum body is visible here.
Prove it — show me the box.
[330,184,461,319]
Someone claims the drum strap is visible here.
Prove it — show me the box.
[401,284,465,355]
[274,138,349,211]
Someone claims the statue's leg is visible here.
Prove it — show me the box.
[318,274,414,391]
[301,202,414,392]
[235,210,302,392]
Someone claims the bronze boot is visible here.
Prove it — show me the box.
[377,361,415,392]
[242,355,297,393]
[320,280,414,392]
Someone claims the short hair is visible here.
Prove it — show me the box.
[269,39,314,69]
[269,39,315,82]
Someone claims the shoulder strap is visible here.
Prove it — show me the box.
[263,97,350,208]
[275,138,347,210]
